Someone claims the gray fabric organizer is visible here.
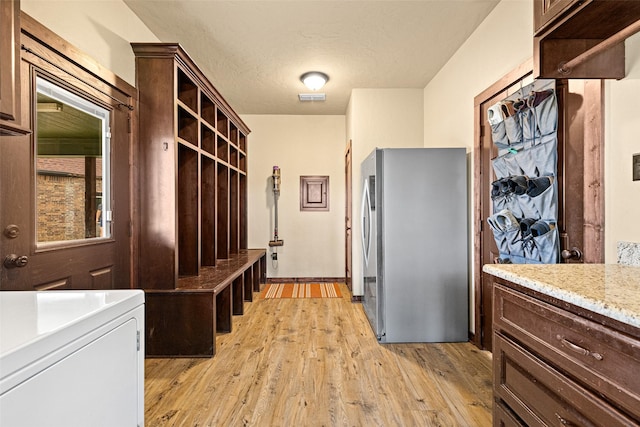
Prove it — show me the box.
[487,79,559,264]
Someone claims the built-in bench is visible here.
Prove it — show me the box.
[144,249,267,357]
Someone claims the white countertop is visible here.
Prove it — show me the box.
[483,263,640,329]
[0,289,144,386]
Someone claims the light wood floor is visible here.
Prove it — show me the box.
[144,284,493,426]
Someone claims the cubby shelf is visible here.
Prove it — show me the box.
[133,42,251,282]
[132,42,261,357]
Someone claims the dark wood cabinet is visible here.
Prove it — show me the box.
[534,0,640,79]
[132,43,250,288]
[0,0,28,135]
[491,278,640,426]
[534,0,583,35]
[132,43,265,357]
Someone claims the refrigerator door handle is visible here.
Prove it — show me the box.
[361,177,372,266]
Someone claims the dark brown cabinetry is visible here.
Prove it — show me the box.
[534,0,640,79]
[534,0,583,35]
[132,43,250,287]
[491,277,640,426]
[0,0,28,135]
[132,43,264,357]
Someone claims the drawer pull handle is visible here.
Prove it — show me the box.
[557,335,603,361]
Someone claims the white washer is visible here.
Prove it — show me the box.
[0,290,145,427]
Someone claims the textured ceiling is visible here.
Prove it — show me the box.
[124,0,499,115]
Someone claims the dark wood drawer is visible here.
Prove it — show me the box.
[494,400,525,427]
[494,333,637,426]
[494,284,640,421]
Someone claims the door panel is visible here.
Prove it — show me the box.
[474,61,604,351]
[0,19,134,291]
[558,80,584,262]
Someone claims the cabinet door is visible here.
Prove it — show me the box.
[533,0,582,34]
[0,0,21,130]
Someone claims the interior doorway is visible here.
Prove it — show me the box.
[344,140,353,293]
[472,59,605,351]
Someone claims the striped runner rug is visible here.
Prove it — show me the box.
[261,283,342,299]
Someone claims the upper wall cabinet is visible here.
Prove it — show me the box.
[534,0,640,79]
[0,0,28,135]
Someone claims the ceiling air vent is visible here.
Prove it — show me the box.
[298,93,326,102]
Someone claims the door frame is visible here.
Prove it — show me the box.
[472,58,605,349]
[473,59,533,348]
[344,140,353,293]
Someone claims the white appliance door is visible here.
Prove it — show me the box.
[361,152,381,340]
[0,311,143,427]
[361,177,372,267]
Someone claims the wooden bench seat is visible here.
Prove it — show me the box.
[144,249,266,357]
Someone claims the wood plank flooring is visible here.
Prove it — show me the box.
[144,284,493,426]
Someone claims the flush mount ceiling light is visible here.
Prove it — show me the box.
[300,71,329,91]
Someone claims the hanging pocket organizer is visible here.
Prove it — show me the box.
[486,79,559,264]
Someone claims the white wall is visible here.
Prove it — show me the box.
[21,0,159,86]
[605,31,640,260]
[422,0,533,330]
[423,2,532,149]
[242,115,346,279]
[346,88,424,295]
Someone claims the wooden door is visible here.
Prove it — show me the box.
[473,60,604,351]
[557,79,605,263]
[344,140,353,292]
[0,16,135,291]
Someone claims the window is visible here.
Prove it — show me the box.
[35,77,111,243]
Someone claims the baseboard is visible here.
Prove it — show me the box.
[266,277,345,284]
[468,331,477,345]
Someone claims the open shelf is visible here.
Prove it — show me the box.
[239,174,248,250]
[230,145,238,168]
[201,124,215,155]
[201,92,216,128]
[217,163,229,259]
[230,123,238,145]
[177,68,198,112]
[230,169,239,254]
[239,152,247,173]
[217,135,228,163]
[201,156,216,267]
[217,107,228,138]
[239,133,247,153]
[178,106,198,147]
[133,42,257,358]
[178,144,199,277]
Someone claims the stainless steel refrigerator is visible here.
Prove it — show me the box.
[361,148,468,343]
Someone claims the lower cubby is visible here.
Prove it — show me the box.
[144,249,266,358]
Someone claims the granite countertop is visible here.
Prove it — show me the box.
[483,263,640,329]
